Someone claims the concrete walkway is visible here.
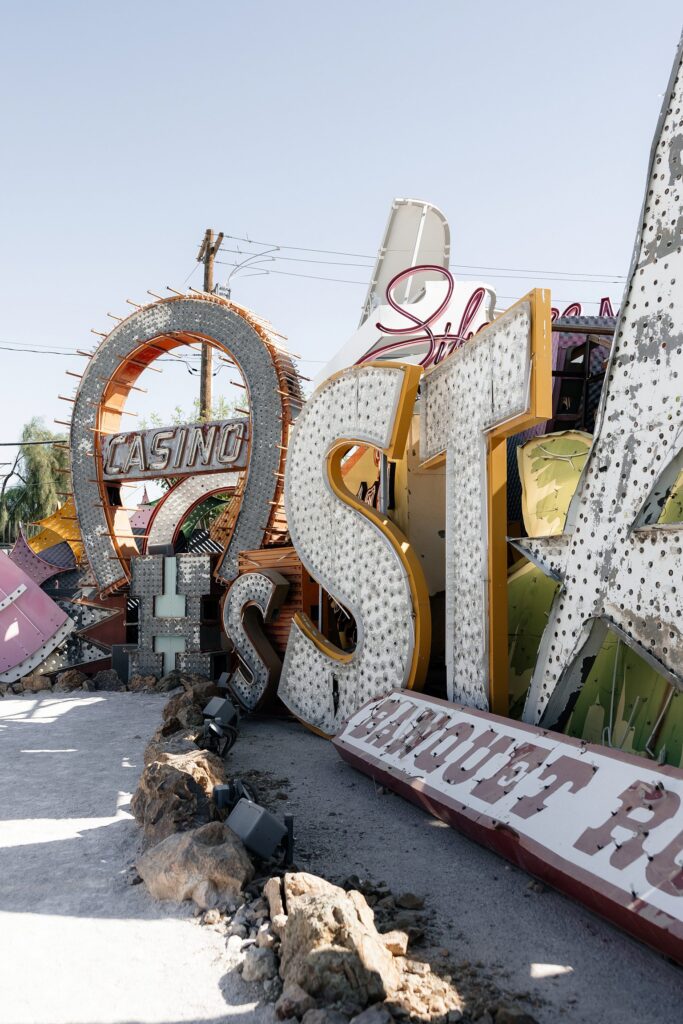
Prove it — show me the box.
[0,693,273,1024]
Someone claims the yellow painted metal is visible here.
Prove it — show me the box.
[291,360,432,701]
[28,497,85,562]
[420,289,552,715]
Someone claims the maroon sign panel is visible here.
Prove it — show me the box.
[333,691,683,964]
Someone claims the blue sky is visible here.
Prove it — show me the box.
[0,1,681,466]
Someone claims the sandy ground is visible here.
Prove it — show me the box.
[0,693,275,1024]
[228,714,683,1024]
[0,694,680,1024]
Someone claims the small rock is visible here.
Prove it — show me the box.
[396,893,424,910]
[228,922,248,938]
[241,945,278,982]
[22,671,52,693]
[90,668,125,691]
[264,976,284,1001]
[349,1006,394,1024]
[271,912,288,937]
[302,1011,350,1024]
[376,895,395,910]
[128,673,158,692]
[202,908,221,925]
[275,982,317,1019]
[494,1009,539,1024]
[447,1013,463,1023]
[54,669,86,691]
[256,923,277,949]
[264,876,286,918]
[526,881,545,894]
[400,958,429,976]
[380,930,408,956]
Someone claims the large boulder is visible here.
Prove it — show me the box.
[54,669,87,691]
[160,680,222,735]
[136,820,253,908]
[144,726,200,766]
[90,669,125,691]
[284,872,347,913]
[131,750,225,846]
[279,884,402,1009]
[156,750,225,794]
[21,672,52,693]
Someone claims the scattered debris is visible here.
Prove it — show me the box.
[128,677,541,1024]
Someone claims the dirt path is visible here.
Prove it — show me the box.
[0,693,274,1024]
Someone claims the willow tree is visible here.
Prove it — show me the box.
[0,419,70,542]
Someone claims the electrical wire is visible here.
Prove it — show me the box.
[214,260,612,305]
[218,232,626,282]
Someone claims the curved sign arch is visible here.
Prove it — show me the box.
[69,294,302,593]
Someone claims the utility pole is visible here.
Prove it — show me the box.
[197,228,224,420]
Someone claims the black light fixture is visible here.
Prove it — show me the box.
[226,797,294,863]
[213,778,259,812]
[202,695,240,757]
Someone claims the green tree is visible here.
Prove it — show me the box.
[0,419,70,542]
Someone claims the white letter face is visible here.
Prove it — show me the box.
[518,40,683,726]
[280,365,420,737]
[222,569,289,712]
[421,300,534,709]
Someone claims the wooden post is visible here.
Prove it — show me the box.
[197,228,224,420]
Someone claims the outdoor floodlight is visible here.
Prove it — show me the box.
[202,695,239,757]
[226,797,294,863]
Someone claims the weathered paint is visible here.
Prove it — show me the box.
[280,362,431,736]
[516,35,683,728]
[221,569,290,711]
[334,690,683,964]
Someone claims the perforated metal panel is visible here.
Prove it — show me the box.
[280,364,416,736]
[144,471,239,553]
[420,301,533,709]
[128,553,212,678]
[222,569,289,710]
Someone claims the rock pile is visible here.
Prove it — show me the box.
[2,666,211,696]
[127,677,538,1024]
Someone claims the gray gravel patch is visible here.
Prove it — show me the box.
[0,693,274,1024]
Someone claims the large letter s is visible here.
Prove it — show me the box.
[279,362,431,737]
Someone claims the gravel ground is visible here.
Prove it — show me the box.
[0,693,275,1024]
[228,714,682,1024]
[0,693,680,1024]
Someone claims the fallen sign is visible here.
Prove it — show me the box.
[333,691,683,964]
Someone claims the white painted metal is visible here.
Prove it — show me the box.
[280,364,417,735]
[420,300,534,709]
[359,198,451,327]
[517,35,683,726]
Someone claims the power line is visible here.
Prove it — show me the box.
[0,439,67,446]
[214,260,615,304]
[219,232,626,281]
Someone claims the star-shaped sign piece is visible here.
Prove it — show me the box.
[515,33,683,727]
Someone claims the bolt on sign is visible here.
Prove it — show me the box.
[334,691,683,964]
[101,418,249,481]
